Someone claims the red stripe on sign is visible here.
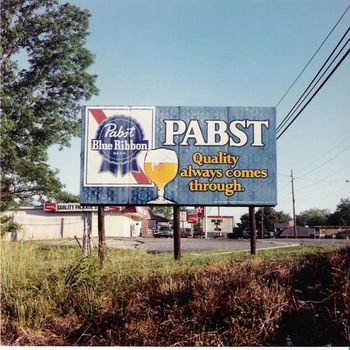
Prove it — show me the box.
[90,109,107,124]
[132,170,151,184]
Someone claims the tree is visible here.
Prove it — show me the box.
[327,198,350,226]
[296,208,330,227]
[0,0,98,211]
[237,208,291,237]
[256,208,291,235]
[150,206,173,222]
[52,190,80,203]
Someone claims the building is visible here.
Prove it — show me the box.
[205,215,234,238]
[4,204,151,241]
[274,223,350,239]
[313,226,350,238]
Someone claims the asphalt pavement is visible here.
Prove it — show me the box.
[104,237,350,254]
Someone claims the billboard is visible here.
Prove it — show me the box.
[80,106,276,206]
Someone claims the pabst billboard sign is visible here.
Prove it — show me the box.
[81,106,276,206]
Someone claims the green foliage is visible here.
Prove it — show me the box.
[0,0,99,211]
[0,215,21,238]
[238,208,291,235]
[296,208,330,227]
[150,206,173,222]
[52,190,80,203]
[327,198,350,226]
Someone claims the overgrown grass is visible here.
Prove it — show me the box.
[1,240,349,346]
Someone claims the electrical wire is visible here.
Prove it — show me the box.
[277,27,350,133]
[276,46,350,140]
[297,145,350,177]
[275,2,350,108]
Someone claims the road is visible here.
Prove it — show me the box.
[105,237,350,254]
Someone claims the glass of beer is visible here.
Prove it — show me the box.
[144,148,178,203]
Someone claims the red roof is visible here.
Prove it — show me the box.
[122,206,151,219]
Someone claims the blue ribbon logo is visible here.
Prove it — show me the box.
[91,115,149,176]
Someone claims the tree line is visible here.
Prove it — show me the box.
[238,198,350,236]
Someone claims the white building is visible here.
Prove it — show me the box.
[205,215,235,238]
[4,204,151,241]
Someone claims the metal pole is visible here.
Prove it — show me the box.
[249,206,257,255]
[291,170,297,238]
[98,205,107,263]
[173,205,181,260]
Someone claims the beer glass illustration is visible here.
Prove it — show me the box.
[144,148,178,203]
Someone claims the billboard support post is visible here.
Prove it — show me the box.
[173,205,181,260]
[249,206,257,255]
[83,212,89,256]
[98,205,107,263]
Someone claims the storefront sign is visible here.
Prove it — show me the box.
[187,210,198,224]
[44,202,123,213]
[81,106,276,206]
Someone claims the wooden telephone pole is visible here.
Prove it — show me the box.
[291,170,297,238]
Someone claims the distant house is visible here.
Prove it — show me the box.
[313,226,350,238]
[279,226,315,238]
[274,223,350,239]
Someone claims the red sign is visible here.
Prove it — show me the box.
[44,203,57,212]
[195,206,204,219]
[109,206,123,212]
[187,210,198,224]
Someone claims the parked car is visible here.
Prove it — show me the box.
[155,225,173,238]
[193,229,204,238]
[335,231,350,240]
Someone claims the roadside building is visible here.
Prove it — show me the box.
[4,204,151,241]
[313,226,350,238]
[205,215,235,238]
[278,226,315,238]
[274,223,350,239]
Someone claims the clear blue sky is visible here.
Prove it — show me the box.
[49,0,350,221]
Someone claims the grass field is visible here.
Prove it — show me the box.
[1,241,349,346]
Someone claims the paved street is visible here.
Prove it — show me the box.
[104,237,350,254]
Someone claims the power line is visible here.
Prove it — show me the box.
[278,135,349,189]
[278,163,350,195]
[298,135,350,168]
[275,2,350,108]
[277,27,350,133]
[276,46,350,140]
[297,144,350,177]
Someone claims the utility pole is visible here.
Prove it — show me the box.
[291,170,297,238]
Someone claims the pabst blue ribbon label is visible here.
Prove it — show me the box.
[84,107,155,187]
[92,115,148,175]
